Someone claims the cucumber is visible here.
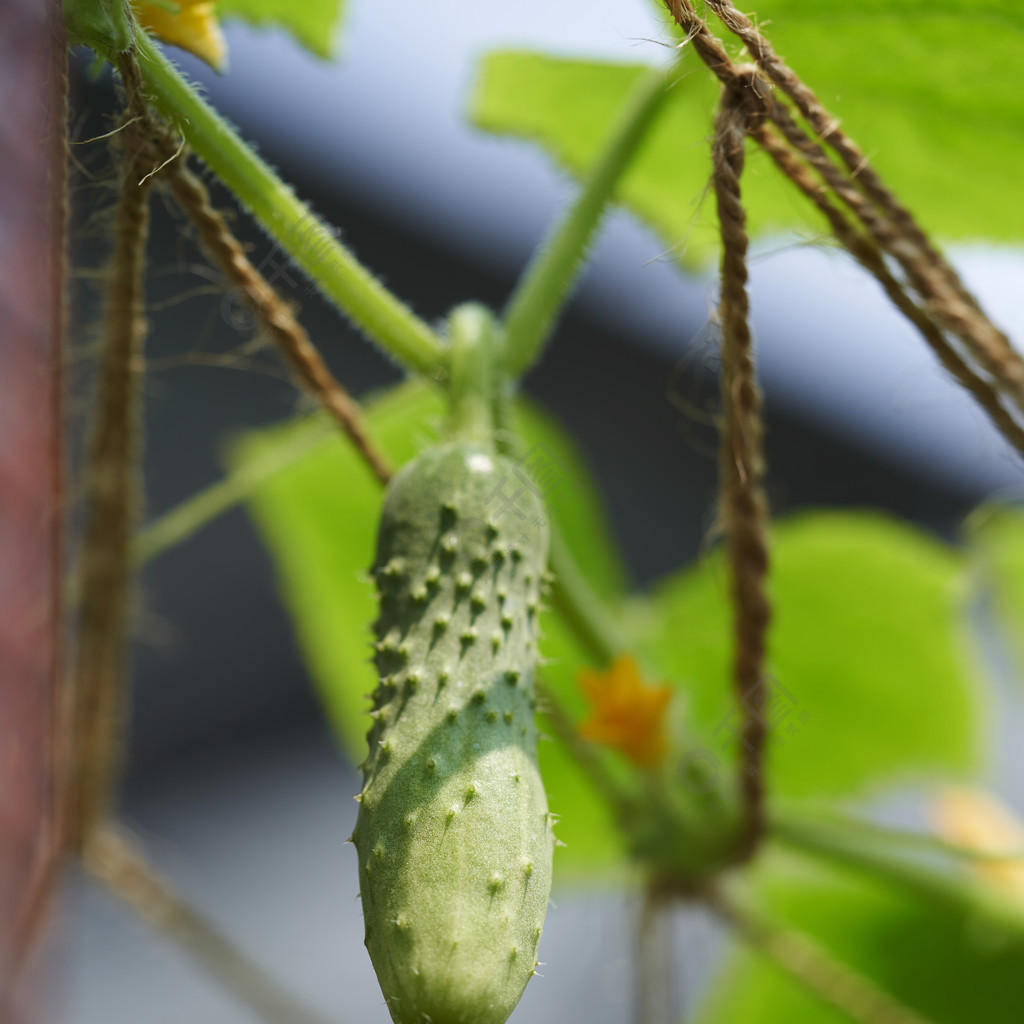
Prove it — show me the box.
[353,441,554,1024]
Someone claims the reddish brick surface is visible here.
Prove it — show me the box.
[0,1,64,1017]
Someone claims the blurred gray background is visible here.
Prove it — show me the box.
[58,2,1024,1021]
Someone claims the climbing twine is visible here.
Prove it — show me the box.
[711,68,772,862]
[67,53,159,855]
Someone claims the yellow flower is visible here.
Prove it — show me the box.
[133,0,228,72]
[931,786,1024,902]
[577,654,672,768]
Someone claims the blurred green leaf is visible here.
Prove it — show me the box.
[229,383,630,879]
[472,1,1024,265]
[968,506,1024,682]
[630,512,982,799]
[228,379,444,756]
[697,843,1024,1024]
[216,0,345,59]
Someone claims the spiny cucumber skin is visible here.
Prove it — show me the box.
[353,443,554,1024]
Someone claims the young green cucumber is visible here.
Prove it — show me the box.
[353,441,554,1024]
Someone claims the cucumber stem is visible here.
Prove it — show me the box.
[446,303,501,444]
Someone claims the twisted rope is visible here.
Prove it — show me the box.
[67,54,155,851]
[662,0,1024,439]
[711,69,772,861]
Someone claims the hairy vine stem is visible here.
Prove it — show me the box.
[132,30,445,378]
[502,64,674,376]
[711,71,771,862]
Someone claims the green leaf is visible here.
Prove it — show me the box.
[228,383,630,879]
[630,511,982,799]
[227,380,444,756]
[216,0,345,59]
[968,506,1024,681]
[697,844,1024,1024]
[472,1,1024,264]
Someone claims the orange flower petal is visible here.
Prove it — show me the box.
[577,654,672,768]
[134,0,228,72]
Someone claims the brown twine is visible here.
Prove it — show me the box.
[711,69,771,862]
[702,1,990,296]
[664,0,744,88]
[753,125,1024,459]
[662,0,1024,433]
[761,102,1024,416]
[161,159,393,485]
[115,57,392,485]
[703,0,1024,417]
[66,54,154,852]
